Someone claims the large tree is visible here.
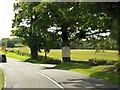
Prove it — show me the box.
[11,2,50,58]
[12,2,118,61]
[44,2,116,62]
[42,2,97,62]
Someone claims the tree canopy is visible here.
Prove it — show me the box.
[11,2,119,60]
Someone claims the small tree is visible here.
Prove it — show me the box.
[7,40,15,48]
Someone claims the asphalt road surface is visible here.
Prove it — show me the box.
[0,58,119,90]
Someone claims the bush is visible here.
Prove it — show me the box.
[6,49,30,57]
[107,61,117,65]
[114,61,120,73]
[88,58,117,66]
[88,58,107,66]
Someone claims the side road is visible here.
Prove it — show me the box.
[0,58,119,89]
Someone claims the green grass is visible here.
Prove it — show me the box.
[0,68,4,90]
[43,49,118,61]
[70,50,118,61]
[0,51,30,61]
[6,52,30,60]
[7,48,118,61]
[55,62,120,85]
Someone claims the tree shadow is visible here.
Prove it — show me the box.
[23,55,92,70]
[24,55,62,64]
[61,77,119,89]
[89,66,120,85]
[55,60,92,70]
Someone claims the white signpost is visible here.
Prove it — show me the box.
[62,46,70,61]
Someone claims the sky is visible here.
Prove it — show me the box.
[0,0,15,40]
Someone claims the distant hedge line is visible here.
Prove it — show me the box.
[6,49,30,57]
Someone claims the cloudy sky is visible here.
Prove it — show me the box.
[0,0,15,40]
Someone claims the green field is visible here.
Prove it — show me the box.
[0,48,119,85]
[6,47,118,61]
[47,49,118,61]
[0,67,4,90]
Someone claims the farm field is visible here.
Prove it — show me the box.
[6,47,118,61]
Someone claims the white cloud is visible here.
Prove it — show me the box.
[0,0,15,40]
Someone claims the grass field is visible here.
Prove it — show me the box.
[0,67,4,90]
[0,48,119,85]
[6,47,118,61]
[47,49,118,61]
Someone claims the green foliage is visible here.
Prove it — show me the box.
[25,56,61,64]
[1,38,16,48]
[6,48,30,57]
[11,2,53,58]
[11,2,119,59]
[114,61,120,73]
[88,58,117,66]
[7,40,15,48]
[88,58,107,66]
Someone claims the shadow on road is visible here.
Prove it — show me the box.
[62,77,120,89]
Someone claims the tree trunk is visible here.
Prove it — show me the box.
[118,48,120,55]
[45,50,47,59]
[30,46,38,59]
[117,28,120,55]
[61,25,71,62]
[118,36,120,55]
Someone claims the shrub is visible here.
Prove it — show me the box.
[88,58,107,66]
[114,61,120,73]
[107,61,117,65]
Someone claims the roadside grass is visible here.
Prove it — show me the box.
[0,51,30,61]
[55,62,120,85]
[0,50,61,64]
[0,68,4,90]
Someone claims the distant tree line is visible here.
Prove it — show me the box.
[0,38,22,48]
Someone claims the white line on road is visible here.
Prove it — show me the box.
[28,67,64,89]
[4,75,6,88]
[36,71,64,89]
[2,61,64,89]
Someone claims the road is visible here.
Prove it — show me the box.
[0,58,119,89]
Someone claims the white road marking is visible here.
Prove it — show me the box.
[40,72,64,89]
[4,75,6,88]
[1,60,64,89]
[30,67,64,89]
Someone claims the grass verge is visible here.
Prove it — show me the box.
[0,68,4,90]
[0,51,29,61]
[55,62,120,85]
